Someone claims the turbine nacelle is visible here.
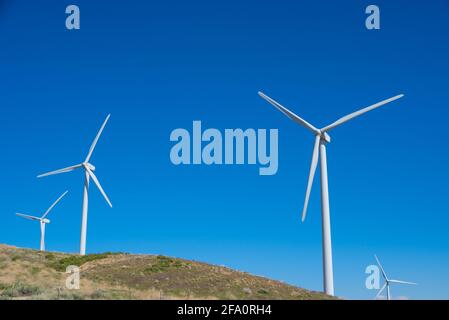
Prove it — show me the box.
[41,218,50,224]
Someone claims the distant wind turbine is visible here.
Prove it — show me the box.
[258,91,404,296]
[16,191,68,251]
[37,115,113,256]
[374,255,416,300]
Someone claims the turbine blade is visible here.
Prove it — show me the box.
[16,213,41,221]
[389,280,417,285]
[321,94,404,132]
[85,167,113,208]
[301,135,321,222]
[375,283,387,300]
[41,190,69,219]
[258,92,320,135]
[37,164,82,178]
[374,255,389,280]
[85,114,111,162]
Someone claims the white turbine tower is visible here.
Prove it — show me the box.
[258,91,404,296]
[37,115,113,256]
[374,255,416,300]
[16,191,68,251]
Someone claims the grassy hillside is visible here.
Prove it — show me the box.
[0,244,333,300]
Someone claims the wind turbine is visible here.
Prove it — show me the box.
[16,191,68,251]
[374,255,416,300]
[37,114,113,256]
[258,91,404,296]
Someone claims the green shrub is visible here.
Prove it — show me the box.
[44,253,56,261]
[47,253,111,272]
[30,266,41,275]
[57,292,85,300]
[144,256,186,274]
[257,288,269,295]
[46,252,127,272]
[0,282,41,298]
[90,290,109,299]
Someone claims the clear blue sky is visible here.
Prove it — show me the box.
[1,1,448,299]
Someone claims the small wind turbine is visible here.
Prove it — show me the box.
[374,255,416,300]
[258,91,404,296]
[16,191,68,251]
[37,115,113,256]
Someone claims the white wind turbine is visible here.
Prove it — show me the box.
[16,191,68,251]
[258,91,404,296]
[37,115,113,256]
[374,255,416,300]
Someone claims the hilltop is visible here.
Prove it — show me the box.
[0,244,333,300]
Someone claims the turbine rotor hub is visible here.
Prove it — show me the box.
[319,131,331,144]
[83,162,96,171]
